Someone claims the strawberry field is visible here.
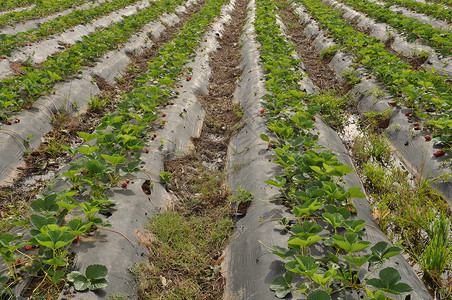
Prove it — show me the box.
[0,0,451,298]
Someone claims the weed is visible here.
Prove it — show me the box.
[109,294,128,300]
[363,109,393,132]
[367,87,386,98]
[310,92,349,129]
[233,103,243,118]
[233,186,253,203]
[131,203,233,299]
[23,54,34,67]
[351,132,391,165]
[42,137,66,159]
[414,212,452,282]
[341,69,361,86]
[87,95,108,113]
[319,45,340,61]
[115,77,125,84]
[127,63,138,73]
[159,171,172,185]
[362,162,394,192]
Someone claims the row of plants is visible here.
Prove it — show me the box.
[0,0,93,28]
[280,0,452,296]
[424,0,452,7]
[253,0,415,298]
[0,0,233,296]
[378,0,452,23]
[0,0,142,56]
[0,0,37,12]
[295,0,452,151]
[0,1,35,12]
[0,0,182,120]
[332,0,452,56]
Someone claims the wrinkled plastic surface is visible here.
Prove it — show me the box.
[0,2,166,186]
[0,1,105,36]
[0,0,150,79]
[57,1,237,298]
[293,2,452,206]
[223,2,430,299]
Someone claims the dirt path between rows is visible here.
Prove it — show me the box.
[133,0,250,297]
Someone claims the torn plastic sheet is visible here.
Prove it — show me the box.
[222,1,430,298]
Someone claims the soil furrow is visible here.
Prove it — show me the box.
[277,2,351,94]
[133,0,249,297]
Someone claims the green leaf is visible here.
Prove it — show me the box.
[0,276,9,284]
[77,145,99,155]
[74,274,90,291]
[260,134,269,142]
[51,270,65,283]
[271,246,296,260]
[86,264,108,280]
[290,221,322,238]
[347,187,366,199]
[369,242,403,268]
[286,255,319,276]
[101,154,126,167]
[365,288,386,300]
[344,254,372,268]
[57,201,79,211]
[322,213,345,229]
[366,267,413,295]
[66,218,92,235]
[43,257,67,267]
[292,199,323,217]
[307,289,331,300]
[29,214,48,230]
[77,132,98,142]
[270,272,293,298]
[89,278,109,290]
[30,194,59,213]
[265,176,286,187]
[67,271,82,282]
[332,233,371,253]
[288,235,322,250]
[332,164,354,175]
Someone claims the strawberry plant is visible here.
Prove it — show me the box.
[296,0,452,150]
[67,264,108,291]
[0,0,186,117]
[0,0,142,55]
[253,0,414,297]
[380,0,452,22]
[335,0,452,55]
[0,0,90,28]
[0,0,38,12]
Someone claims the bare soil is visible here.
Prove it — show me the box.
[278,2,351,94]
